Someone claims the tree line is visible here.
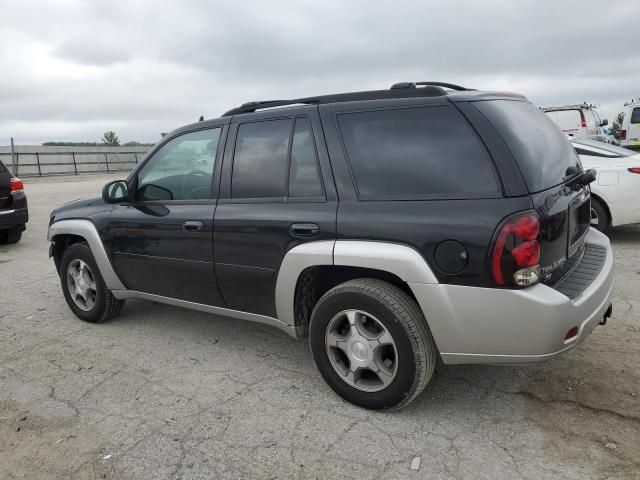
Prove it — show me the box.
[42,131,154,147]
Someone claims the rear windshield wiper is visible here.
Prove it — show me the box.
[565,166,597,191]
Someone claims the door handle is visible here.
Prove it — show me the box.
[290,223,319,237]
[183,220,203,232]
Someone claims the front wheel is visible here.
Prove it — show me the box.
[59,242,124,323]
[309,279,437,410]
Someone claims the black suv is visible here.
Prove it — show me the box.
[48,82,614,409]
[0,160,28,244]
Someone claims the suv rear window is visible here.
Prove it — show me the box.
[473,100,580,193]
[337,106,499,199]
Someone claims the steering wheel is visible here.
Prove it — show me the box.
[181,170,210,199]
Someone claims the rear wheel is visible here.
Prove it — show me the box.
[590,198,609,233]
[60,242,124,323]
[0,227,22,244]
[309,278,437,410]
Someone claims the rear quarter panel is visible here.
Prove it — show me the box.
[320,97,533,287]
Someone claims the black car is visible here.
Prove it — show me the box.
[48,82,614,409]
[0,160,28,244]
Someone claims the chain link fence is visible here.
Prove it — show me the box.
[0,146,151,177]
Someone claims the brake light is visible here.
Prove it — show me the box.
[10,178,24,193]
[579,111,587,128]
[629,167,640,174]
[621,129,627,140]
[491,212,541,287]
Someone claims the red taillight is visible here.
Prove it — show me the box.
[564,326,579,341]
[621,129,627,140]
[10,178,24,192]
[628,167,640,174]
[510,215,539,240]
[579,111,587,128]
[491,212,541,287]
[511,240,540,267]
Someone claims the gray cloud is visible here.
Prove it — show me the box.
[1,0,639,144]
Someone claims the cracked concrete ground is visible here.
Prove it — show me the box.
[0,174,639,480]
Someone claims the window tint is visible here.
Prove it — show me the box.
[0,160,7,173]
[137,128,221,201]
[232,119,291,198]
[631,107,640,124]
[289,118,323,197]
[474,100,580,193]
[337,106,498,199]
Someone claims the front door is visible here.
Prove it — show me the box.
[106,125,227,306]
[214,110,337,317]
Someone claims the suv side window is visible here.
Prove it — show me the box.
[631,107,640,124]
[232,119,291,198]
[137,128,221,201]
[337,106,499,199]
[231,117,323,199]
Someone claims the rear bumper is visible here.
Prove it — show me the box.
[0,207,28,231]
[411,228,614,365]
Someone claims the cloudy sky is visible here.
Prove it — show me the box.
[1,0,639,145]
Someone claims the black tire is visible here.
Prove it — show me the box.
[309,278,437,410]
[0,227,22,244]
[590,198,609,233]
[59,242,124,323]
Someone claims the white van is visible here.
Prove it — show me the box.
[543,104,607,141]
[620,99,640,148]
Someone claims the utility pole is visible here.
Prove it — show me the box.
[10,137,16,175]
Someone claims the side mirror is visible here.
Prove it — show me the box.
[102,180,129,204]
[601,119,609,126]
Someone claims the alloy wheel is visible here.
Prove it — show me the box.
[66,259,97,311]
[325,309,398,392]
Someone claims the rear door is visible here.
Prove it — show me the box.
[555,110,582,138]
[213,107,337,317]
[472,100,589,284]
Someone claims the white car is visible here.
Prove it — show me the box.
[545,104,608,142]
[571,139,640,231]
[620,99,640,148]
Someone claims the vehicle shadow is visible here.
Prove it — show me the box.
[607,224,640,244]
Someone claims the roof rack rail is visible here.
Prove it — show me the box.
[391,81,472,91]
[543,102,599,111]
[221,84,450,117]
[222,99,319,116]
